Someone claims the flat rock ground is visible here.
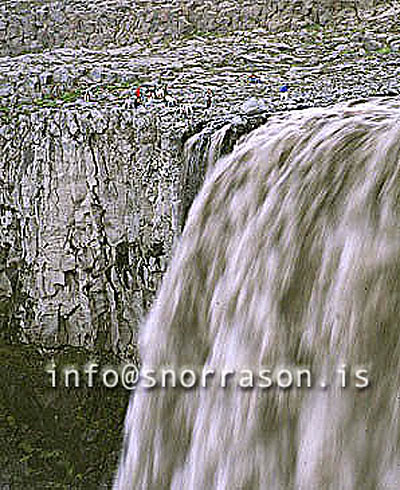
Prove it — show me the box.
[1,2,400,488]
[0,3,399,121]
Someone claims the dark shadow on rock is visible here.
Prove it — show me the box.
[0,343,132,488]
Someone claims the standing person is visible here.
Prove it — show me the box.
[162,84,169,101]
[155,85,163,100]
[279,84,289,101]
[133,86,141,109]
[249,73,259,84]
[83,87,91,102]
[184,102,194,119]
[205,88,213,109]
[144,87,154,108]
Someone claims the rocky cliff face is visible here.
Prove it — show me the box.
[0,96,275,357]
[2,2,400,488]
[0,107,182,357]
[1,0,399,358]
[1,0,380,57]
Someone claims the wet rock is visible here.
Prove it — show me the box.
[240,97,268,115]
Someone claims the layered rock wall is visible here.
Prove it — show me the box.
[0,97,264,356]
[0,0,398,356]
[1,0,381,57]
[0,107,183,357]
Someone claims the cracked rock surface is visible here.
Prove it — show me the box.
[1,0,379,56]
[1,1,400,488]
[0,0,399,359]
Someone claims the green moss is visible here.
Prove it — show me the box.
[305,23,322,32]
[60,89,81,103]
[33,98,58,108]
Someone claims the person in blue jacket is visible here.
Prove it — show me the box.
[279,84,289,101]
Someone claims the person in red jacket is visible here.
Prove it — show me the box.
[133,86,142,109]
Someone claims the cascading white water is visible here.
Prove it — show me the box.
[115,98,400,489]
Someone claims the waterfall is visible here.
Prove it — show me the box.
[115,97,400,489]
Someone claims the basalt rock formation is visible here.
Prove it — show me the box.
[2,1,400,488]
[0,103,269,357]
[1,0,381,57]
[0,1,399,359]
